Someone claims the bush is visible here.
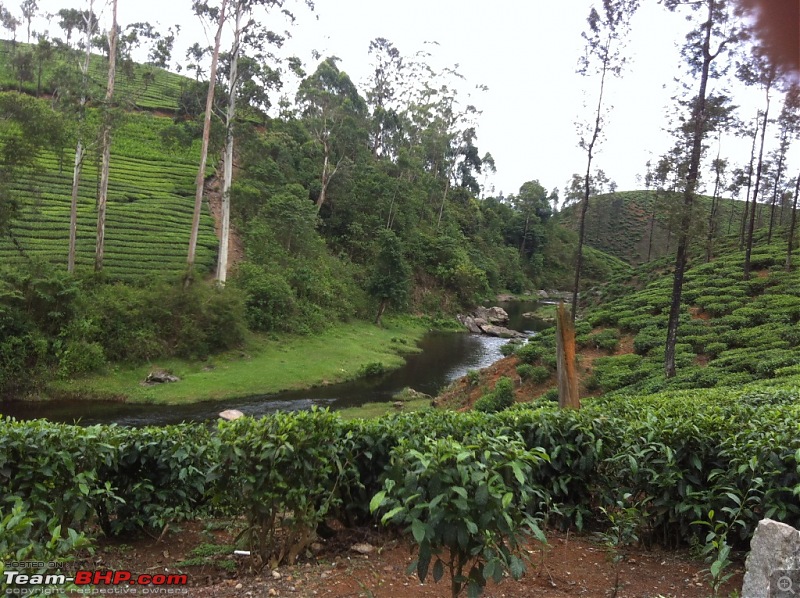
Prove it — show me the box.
[371,433,548,598]
[515,342,543,365]
[518,365,550,385]
[585,328,619,352]
[474,377,515,413]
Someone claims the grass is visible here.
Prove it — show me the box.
[48,317,429,404]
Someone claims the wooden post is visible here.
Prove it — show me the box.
[556,302,580,409]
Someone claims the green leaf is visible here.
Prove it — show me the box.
[433,558,444,582]
[411,519,426,543]
[510,461,525,484]
[466,519,478,534]
[369,491,386,514]
[381,506,405,524]
[475,484,489,507]
[502,492,513,510]
[509,555,525,579]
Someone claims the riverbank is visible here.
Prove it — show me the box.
[46,317,431,405]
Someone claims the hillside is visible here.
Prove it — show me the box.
[443,231,800,409]
[557,190,755,265]
[0,41,218,279]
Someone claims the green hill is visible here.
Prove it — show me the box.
[0,41,218,280]
[557,190,753,265]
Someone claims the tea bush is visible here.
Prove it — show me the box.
[371,433,549,598]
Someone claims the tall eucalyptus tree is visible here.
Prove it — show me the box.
[662,0,741,377]
[571,0,639,321]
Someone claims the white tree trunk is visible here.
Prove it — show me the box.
[95,0,118,272]
[216,3,243,284]
[68,0,93,273]
[188,0,228,273]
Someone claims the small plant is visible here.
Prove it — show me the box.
[371,434,549,598]
[359,362,386,377]
[473,377,514,413]
[466,369,480,386]
[595,494,649,598]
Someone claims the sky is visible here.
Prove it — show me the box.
[29,1,797,201]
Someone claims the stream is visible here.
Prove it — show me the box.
[0,301,550,426]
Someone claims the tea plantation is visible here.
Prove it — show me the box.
[0,104,218,280]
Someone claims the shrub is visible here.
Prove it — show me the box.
[585,328,619,352]
[515,342,543,365]
[213,409,355,569]
[371,433,549,598]
[474,377,515,413]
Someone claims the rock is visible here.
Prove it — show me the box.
[393,401,404,410]
[742,518,800,598]
[269,590,278,597]
[350,543,376,555]
[142,369,180,385]
[496,293,515,302]
[219,409,244,421]
[272,570,282,580]
[235,583,243,590]
[458,315,483,334]
[393,387,433,403]
[537,290,549,299]
[475,306,509,325]
[479,324,526,339]
[522,312,537,319]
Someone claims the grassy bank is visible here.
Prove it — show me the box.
[48,317,430,405]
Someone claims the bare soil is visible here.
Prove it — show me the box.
[79,521,743,597]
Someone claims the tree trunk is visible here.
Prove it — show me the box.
[556,303,580,409]
[744,92,771,280]
[572,47,609,322]
[767,130,786,244]
[95,0,118,273]
[374,298,388,326]
[786,173,800,271]
[665,0,714,378]
[187,0,228,275]
[646,191,658,262]
[316,144,330,212]
[68,2,94,274]
[706,149,722,262]
[739,113,758,250]
[216,2,242,285]
[68,143,84,272]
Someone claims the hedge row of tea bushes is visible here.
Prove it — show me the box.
[3,382,800,563]
[534,242,800,395]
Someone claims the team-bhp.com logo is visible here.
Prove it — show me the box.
[3,566,189,595]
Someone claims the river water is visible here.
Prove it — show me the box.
[0,302,550,426]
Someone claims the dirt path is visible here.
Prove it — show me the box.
[84,521,744,597]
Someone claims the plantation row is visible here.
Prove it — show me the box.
[512,241,800,395]
[0,107,218,278]
[4,383,800,582]
[0,40,185,112]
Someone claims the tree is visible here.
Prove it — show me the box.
[662,0,741,378]
[740,49,778,279]
[94,0,118,272]
[19,0,35,43]
[512,180,552,260]
[0,4,20,46]
[368,229,410,326]
[187,0,228,275]
[766,85,800,243]
[64,0,97,273]
[571,0,639,321]
[215,0,306,284]
[0,92,63,236]
[297,57,368,214]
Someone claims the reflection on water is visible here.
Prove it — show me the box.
[0,301,551,426]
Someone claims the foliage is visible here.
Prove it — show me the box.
[473,377,514,413]
[212,409,356,569]
[371,433,548,597]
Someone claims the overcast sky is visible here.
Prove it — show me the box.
[31,0,794,200]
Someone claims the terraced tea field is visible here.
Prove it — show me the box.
[0,108,219,280]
